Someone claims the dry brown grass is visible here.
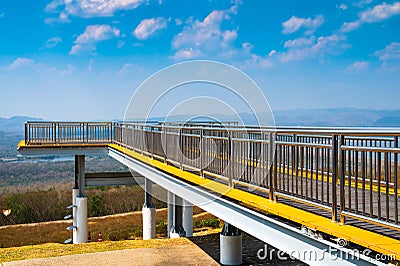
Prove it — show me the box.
[0,238,192,263]
[0,207,217,248]
[0,209,220,263]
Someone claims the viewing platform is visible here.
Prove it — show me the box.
[18,121,400,265]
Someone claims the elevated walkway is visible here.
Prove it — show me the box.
[17,121,400,265]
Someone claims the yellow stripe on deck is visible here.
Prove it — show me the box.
[17,141,107,149]
[109,143,400,258]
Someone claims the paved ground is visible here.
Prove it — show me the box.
[3,244,219,266]
[2,232,306,266]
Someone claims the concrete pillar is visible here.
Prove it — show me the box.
[73,155,88,244]
[142,178,156,240]
[74,197,88,244]
[142,207,156,239]
[182,199,193,237]
[220,222,242,265]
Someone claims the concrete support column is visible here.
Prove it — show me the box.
[73,155,88,244]
[182,199,193,237]
[74,197,88,244]
[220,222,242,265]
[142,178,156,240]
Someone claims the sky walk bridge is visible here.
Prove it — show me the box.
[17,121,400,265]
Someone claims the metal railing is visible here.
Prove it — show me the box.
[25,121,114,145]
[24,121,400,230]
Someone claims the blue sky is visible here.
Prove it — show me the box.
[0,0,399,120]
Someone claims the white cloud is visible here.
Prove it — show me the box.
[175,18,182,25]
[116,63,143,76]
[268,50,276,57]
[354,0,374,8]
[280,34,349,62]
[59,64,74,75]
[3,58,35,71]
[133,17,168,40]
[341,2,400,32]
[45,12,71,24]
[282,15,325,34]
[341,21,361,32]
[245,54,274,69]
[284,36,315,48]
[172,48,203,60]
[2,58,74,76]
[171,3,240,60]
[45,0,64,13]
[41,37,62,49]
[375,42,400,60]
[45,0,149,18]
[345,61,370,72]
[338,4,348,10]
[0,13,5,18]
[88,59,94,71]
[70,25,120,55]
[242,42,253,53]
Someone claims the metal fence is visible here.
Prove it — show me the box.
[25,121,113,145]
[24,121,400,230]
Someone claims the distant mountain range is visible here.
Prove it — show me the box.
[0,108,399,133]
[273,108,400,127]
[147,108,400,127]
[0,116,43,133]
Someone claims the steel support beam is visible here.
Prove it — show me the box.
[109,148,383,266]
[84,171,138,186]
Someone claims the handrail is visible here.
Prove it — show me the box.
[23,121,400,230]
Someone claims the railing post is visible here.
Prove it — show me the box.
[24,122,28,145]
[179,128,183,170]
[395,136,399,225]
[85,122,88,144]
[331,135,338,222]
[56,122,60,144]
[151,126,154,159]
[200,129,204,177]
[163,127,167,163]
[339,135,346,224]
[228,133,233,188]
[268,132,276,201]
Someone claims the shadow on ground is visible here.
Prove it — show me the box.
[189,232,307,265]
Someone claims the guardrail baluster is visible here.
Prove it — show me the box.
[339,135,345,223]
[395,136,399,225]
[228,133,233,188]
[269,132,275,200]
[331,135,338,222]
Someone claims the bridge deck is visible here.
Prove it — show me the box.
[17,141,400,258]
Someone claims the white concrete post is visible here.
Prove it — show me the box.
[142,178,156,240]
[220,222,242,265]
[74,197,88,244]
[182,199,193,237]
[142,207,156,240]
